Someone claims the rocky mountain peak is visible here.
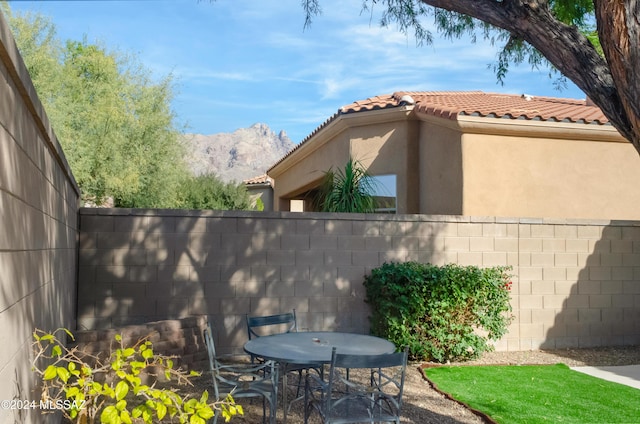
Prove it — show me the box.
[181,123,295,183]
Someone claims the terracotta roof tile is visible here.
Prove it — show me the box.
[339,91,608,126]
[243,174,273,185]
[269,91,610,172]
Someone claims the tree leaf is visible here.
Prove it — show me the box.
[43,365,57,380]
[115,381,129,401]
[56,366,71,383]
[100,405,119,424]
[156,402,167,420]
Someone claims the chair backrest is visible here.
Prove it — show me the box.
[204,318,278,397]
[246,309,297,339]
[203,320,222,400]
[324,346,409,423]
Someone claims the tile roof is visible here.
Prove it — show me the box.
[341,91,609,124]
[269,91,610,172]
[243,174,273,185]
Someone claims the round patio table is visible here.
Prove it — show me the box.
[244,331,396,423]
[243,331,396,364]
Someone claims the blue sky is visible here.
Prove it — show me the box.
[8,0,585,143]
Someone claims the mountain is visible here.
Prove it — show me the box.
[181,123,295,183]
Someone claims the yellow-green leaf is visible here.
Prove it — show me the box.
[142,407,152,424]
[51,345,62,357]
[156,402,167,420]
[40,334,54,342]
[141,348,153,360]
[100,405,119,424]
[120,410,132,424]
[63,328,75,341]
[66,387,80,398]
[190,415,205,424]
[43,365,57,380]
[184,398,197,413]
[56,366,71,383]
[198,406,215,420]
[115,381,129,401]
[131,405,143,418]
[116,399,127,411]
[114,334,122,342]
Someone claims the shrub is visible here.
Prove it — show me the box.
[364,262,514,362]
[31,328,241,424]
[315,158,377,213]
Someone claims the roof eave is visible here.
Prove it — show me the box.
[415,111,625,142]
[268,106,414,177]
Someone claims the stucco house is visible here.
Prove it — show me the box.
[268,91,640,220]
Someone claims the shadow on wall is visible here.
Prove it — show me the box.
[76,210,446,356]
[543,224,640,359]
[1,176,78,423]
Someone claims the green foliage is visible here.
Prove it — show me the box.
[32,328,242,424]
[364,262,513,362]
[316,158,377,213]
[254,197,265,212]
[177,173,254,210]
[3,5,189,208]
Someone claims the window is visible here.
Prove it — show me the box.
[370,174,396,213]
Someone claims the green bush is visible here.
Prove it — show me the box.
[364,262,514,362]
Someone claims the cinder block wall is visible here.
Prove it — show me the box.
[0,11,80,424]
[78,209,640,355]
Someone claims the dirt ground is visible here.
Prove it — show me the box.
[184,345,640,424]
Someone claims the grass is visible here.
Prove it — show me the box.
[424,363,640,423]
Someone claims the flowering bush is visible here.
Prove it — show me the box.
[32,328,241,424]
[364,262,514,362]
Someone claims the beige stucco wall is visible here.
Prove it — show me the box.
[0,10,80,424]
[458,121,640,220]
[418,118,464,215]
[350,119,420,214]
[271,105,640,220]
[270,108,415,212]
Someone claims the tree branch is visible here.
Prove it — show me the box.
[418,0,637,145]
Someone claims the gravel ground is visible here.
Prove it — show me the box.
[180,345,640,424]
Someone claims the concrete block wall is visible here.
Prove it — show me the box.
[0,10,80,424]
[78,209,640,355]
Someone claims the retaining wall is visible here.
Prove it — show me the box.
[72,317,209,372]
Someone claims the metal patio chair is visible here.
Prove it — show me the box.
[304,347,409,424]
[203,320,279,424]
[246,309,323,412]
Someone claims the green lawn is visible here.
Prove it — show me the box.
[424,363,640,423]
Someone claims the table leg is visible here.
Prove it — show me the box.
[281,363,289,424]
